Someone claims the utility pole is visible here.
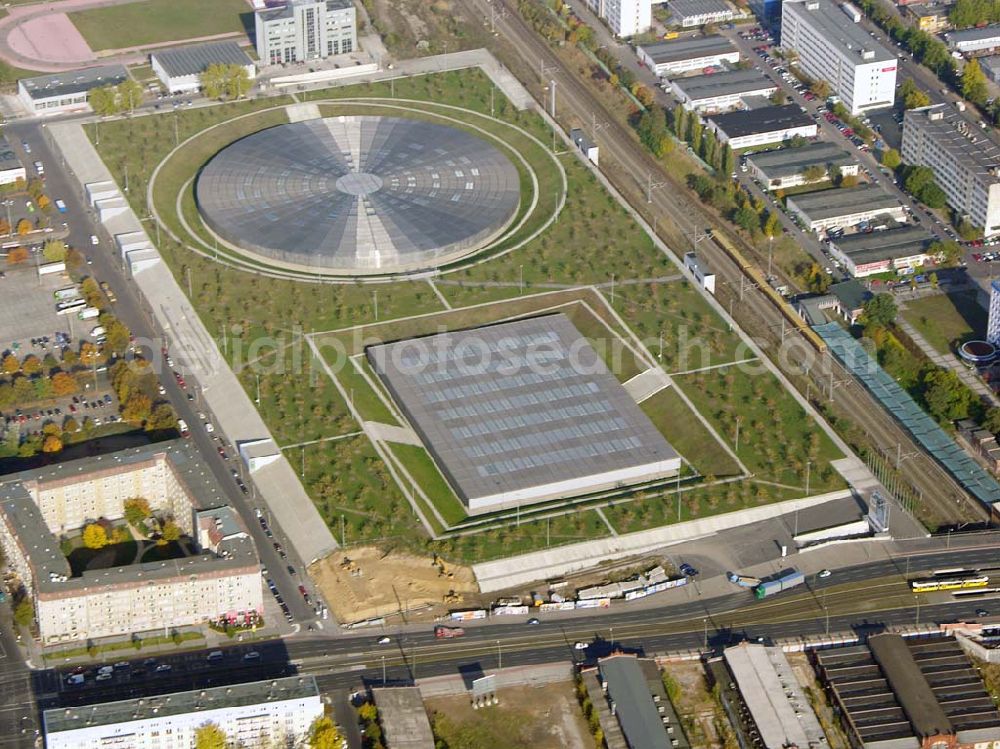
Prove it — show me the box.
[703,618,708,650]
[497,639,502,672]
[768,235,774,278]
[734,417,741,452]
[805,460,812,496]
[255,373,260,405]
[647,173,667,204]
[549,79,557,118]
[340,514,346,548]
[382,655,386,686]
[676,471,681,520]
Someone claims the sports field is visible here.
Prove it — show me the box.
[69,0,249,51]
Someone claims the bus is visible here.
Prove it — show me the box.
[55,298,86,314]
[910,574,989,593]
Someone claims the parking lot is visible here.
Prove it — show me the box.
[0,263,81,348]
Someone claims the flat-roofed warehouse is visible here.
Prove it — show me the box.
[829,225,936,277]
[787,183,906,232]
[636,35,740,77]
[151,40,256,94]
[746,142,859,191]
[671,68,776,113]
[707,104,817,149]
[723,643,826,749]
[815,633,1000,749]
[367,314,681,514]
[18,65,128,115]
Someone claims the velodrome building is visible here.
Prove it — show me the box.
[0,440,262,645]
[368,314,681,514]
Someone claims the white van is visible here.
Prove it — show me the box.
[90,326,106,338]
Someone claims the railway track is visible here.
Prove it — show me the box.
[457,0,987,524]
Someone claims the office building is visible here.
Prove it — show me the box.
[829,225,936,277]
[787,183,906,232]
[749,0,782,30]
[367,314,681,514]
[0,441,262,644]
[254,0,356,65]
[746,141,858,190]
[724,644,826,749]
[905,4,950,33]
[707,104,817,148]
[581,0,652,37]
[151,40,256,94]
[781,0,897,115]
[18,65,129,115]
[636,35,740,76]
[43,676,323,749]
[815,633,1000,749]
[667,0,735,27]
[945,25,1000,55]
[0,137,25,185]
[902,104,1000,237]
[671,68,776,112]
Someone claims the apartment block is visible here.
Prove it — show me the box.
[902,104,1000,237]
[255,0,356,65]
[781,0,897,115]
[44,676,323,749]
[0,441,262,645]
[582,0,652,37]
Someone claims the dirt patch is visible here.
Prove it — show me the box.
[309,546,479,624]
[425,680,590,749]
[663,660,723,749]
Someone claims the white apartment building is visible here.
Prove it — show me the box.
[781,0,897,115]
[902,104,1000,237]
[988,280,1000,346]
[254,0,356,65]
[44,676,324,749]
[582,0,651,37]
[0,441,263,644]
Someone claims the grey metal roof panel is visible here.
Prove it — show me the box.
[746,142,856,178]
[20,65,129,101]
[945,25,1000,44]
[668,0,732,18]
[638,35,737,63]
[708,104,813,138]
[367,314,679,507]
[152,40,252,79]
[599,656,671,749]
[787,184,901,221]
[673,68,775,100]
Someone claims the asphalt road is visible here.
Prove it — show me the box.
[25,545,1000,715]
[1,120,320,631]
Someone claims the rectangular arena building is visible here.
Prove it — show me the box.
[367,314,681,514]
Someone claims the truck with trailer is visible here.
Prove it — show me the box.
[754,570,804,599]
[434,625,465,639]
[727,572,762,588]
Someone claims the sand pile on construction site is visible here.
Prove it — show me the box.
[309,546,479,624]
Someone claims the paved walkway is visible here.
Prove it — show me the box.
[896,314,999,407]
[365,421,421,446]
[623,367,671,403]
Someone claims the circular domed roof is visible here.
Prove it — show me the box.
[195,116,521,275]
